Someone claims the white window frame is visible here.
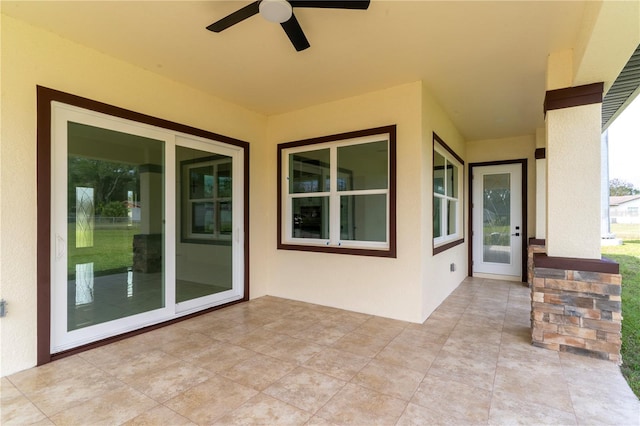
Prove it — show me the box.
[433,134,464,253]
[181,157,233,242]
[278,126,396,257]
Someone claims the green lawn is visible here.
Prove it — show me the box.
[601,239,640,398]
[68,224,140,276]
[611,222,640,240]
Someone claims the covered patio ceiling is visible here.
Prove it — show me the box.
[2,1,638,141]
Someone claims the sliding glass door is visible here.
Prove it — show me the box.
[50,102,245,353]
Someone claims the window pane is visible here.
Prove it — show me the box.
[218,162,232,198]
[434,151,445,194]
[340,194,386,242]
[447,200,457,235]
[289,149,330,193]
[292,197,329,239]
[337,141,388,191]
[433,196,442,238]
[192,202,214,234]
[446,162,458,198]
[190,166,214,199]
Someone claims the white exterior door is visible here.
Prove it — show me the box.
[472,163,522,279]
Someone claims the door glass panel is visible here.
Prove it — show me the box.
[177,147,233,302]
[67,122,165,331]
[340,194,386,242]
[483,173,511,264]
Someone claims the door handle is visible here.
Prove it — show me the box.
[511,233,520,237]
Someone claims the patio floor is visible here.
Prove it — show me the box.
[2,277,639,425]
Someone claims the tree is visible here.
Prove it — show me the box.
[68,156,139,216]
[610,179,640,196]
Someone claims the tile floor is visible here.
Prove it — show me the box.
[2,277,639,425]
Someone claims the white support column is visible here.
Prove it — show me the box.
[535,128,546,240]
[545,85,603,259]
[601,130,613,239]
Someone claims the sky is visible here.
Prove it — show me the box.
[607,95,640,190]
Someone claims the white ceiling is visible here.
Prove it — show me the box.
[2,0,590,140]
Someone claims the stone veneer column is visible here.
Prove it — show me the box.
[531,254,621,363]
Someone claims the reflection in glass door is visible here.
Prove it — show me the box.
[66,122,166,331]
[176,146,233,304]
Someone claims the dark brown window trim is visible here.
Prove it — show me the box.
[37,86,250,365]
[433,238,464,255]
[543,82,604,114]
[433,132,464,165]
[468,159,528,282]
[535,148,546,160]
[277,125,397,258]
[533,253,619,275]
[433,133,465,255]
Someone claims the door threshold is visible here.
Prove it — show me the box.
[472,272,523,282]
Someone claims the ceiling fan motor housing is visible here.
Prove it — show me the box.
[259,0,293,23]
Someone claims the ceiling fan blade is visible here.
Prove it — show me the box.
[206,1,261,32]
[281,13,310,51]
[289,0,370,9]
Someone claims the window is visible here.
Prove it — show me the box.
[278,125,396,257]
[433,133,464,254]
[181,154,233,243]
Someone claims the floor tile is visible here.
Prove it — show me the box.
[13,367,124,417]
[331,331,390,358]
[48,385,157,425]
[164,375,259,424]
[124,361,213,402]
[186,341,257,374]
[493,357,574,412]
[303,348,371,381]
[410,374,492,423]
[396,402,480,426]
[214,393,312,425]
[488,393,577,425]
[219,353,297,390]
[375,338,439,374]
[122,405,197,425]
[257,335,325,364]
[0,378,48,425]
[315,383,407,425]
[351,359,424,401]
[263,367,347,413]
[428,343,499,392]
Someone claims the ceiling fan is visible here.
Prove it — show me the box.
[206,0,371,52]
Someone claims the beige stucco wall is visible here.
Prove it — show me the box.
[420,84,468,320]
[0,15,266,376]
[264,81,468,324]
[465,135,537,239]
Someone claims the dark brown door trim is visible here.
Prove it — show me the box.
[37,86,250,365]
[468,159,528,282]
